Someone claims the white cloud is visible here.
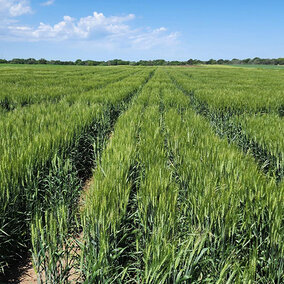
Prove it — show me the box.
[41,0,55,7]
[5,11,179,50]
[7,12,136,40]
[0,0,32,17]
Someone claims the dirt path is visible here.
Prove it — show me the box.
[0,260,36,284]
[17,262,37,284]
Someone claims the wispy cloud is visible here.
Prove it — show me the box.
[41,0,55,7]
[0,0,32,17]
[4,11,179,50]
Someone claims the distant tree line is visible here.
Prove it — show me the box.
[0,57,283,66]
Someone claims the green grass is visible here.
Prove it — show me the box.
[0,65,283,283]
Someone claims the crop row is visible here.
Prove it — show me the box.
[168,68,284,182]
[76,69,283,282]
[168,66,284,115]
[0,66,142,112]
[234,114,284,180]
[0,68,154,275]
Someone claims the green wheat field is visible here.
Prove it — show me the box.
[0,65,283,283]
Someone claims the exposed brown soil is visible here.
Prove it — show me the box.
[0,258,36,284]
[17,262,37,284]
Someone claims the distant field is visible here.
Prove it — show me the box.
[0,65,283,283]
[229,64,284,69]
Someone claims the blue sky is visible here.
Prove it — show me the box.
[0,0,283,60]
